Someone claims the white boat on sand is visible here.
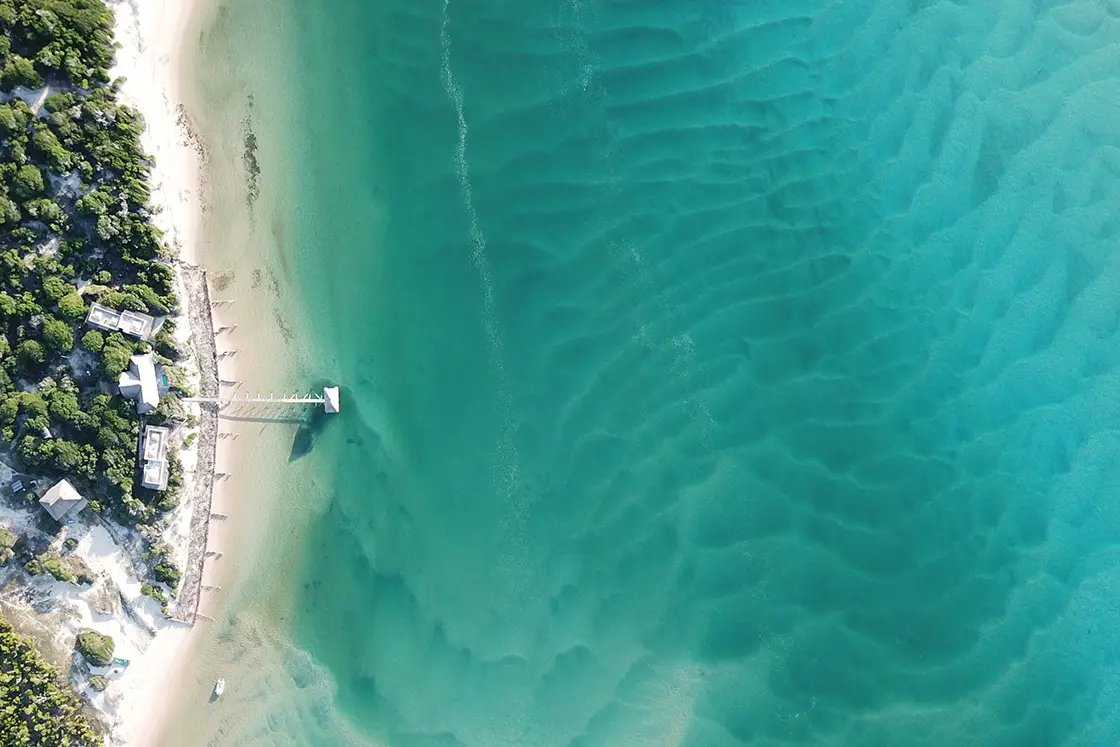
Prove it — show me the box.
[213,678,225,698]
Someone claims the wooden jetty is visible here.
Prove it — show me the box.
[183,386,340,413]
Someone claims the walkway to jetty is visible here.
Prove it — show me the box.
[186,395,322,404]
[183,387,340,412]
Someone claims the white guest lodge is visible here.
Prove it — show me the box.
[85,301,157,340]
[140,425,170,491]
[118,353,161,414]
[38,479,87,523]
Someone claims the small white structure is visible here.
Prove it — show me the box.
[39,479,87,523]
[140,425,169,490]
[118,353,160,413]
[323,386,340,413]
[86,302,156,340]
[86,302,120,330]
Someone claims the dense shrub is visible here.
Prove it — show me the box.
[151,562,180,590]
[0,526,15,563]
[80,329,103,352]
[0,612,103,746]
[75,630,113,667]
[38,553,94,585]
[57,292,86,321]
[139,582,168,614]
[41,316,74,353]
[14,339,43,371]
[41,277,70,303]
[98,337,130,377]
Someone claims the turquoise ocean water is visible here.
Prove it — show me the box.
[187,1,1120,745]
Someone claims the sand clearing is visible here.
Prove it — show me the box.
[36,525,192,745]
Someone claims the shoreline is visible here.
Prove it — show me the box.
[60,0,339,740]
[108,0,319,743]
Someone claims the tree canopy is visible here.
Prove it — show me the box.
[0,0,184,520]
[0,612,102,746]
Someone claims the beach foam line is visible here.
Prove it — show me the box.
[439,0,532,549]
[439,0,502,362]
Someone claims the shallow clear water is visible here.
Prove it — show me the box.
[179,1,1120,745]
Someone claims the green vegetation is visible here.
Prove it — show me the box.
[0,0,190,529]
[151,562,180,590]
[87,675,106,692]
[11,378,141,512]
[36,552,93,585]
[0,526,15,563]
[0,1,200,737]
[142,540,180,593]
[139,582,167,614]
[74,630,112,667]
[78,329,101,352]
[0,612,102,745]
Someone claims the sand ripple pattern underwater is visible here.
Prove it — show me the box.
[293,1,1120,745]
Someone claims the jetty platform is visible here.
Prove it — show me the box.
[182,386,340,412]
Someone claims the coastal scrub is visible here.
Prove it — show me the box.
[37,552,94,585]
[0,0,190,529]
[0,612,102,745]
[0,525,15,563]
[74,630,113,667]
[140,582,168,613]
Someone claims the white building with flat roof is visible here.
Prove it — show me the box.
[140,425,170,490]
[86,302,155,340]
[118,353,160,413]
[142,460,168,490]
[143,425,168,462]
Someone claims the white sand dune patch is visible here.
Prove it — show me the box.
[0,519,192,745]
[65,524,193,745]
